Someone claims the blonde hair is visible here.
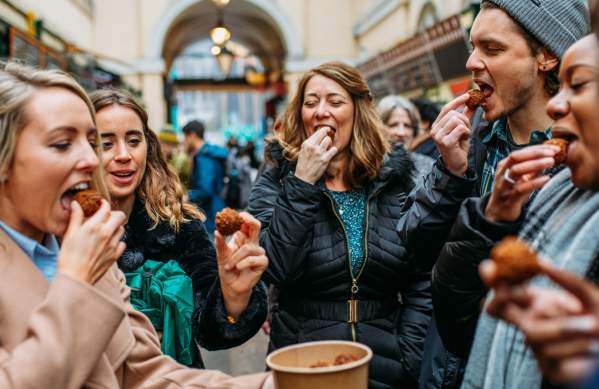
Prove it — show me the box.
[0,61,109,199]
[277,61,388,188]
[90,89,205,231]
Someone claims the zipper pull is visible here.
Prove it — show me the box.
[351,279,359,294]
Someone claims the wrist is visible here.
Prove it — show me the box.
[485,202,519,223]
[221,287,252,320]
[294,171,316,185]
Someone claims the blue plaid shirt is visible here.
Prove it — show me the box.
[479,118,552,194]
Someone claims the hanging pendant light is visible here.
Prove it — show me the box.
[210,8,231,46]
[212,0,230,7]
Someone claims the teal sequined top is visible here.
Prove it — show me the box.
[328,189,367,276]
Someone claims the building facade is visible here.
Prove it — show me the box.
[0,0,476,130]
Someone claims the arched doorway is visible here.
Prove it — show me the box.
[148,0,298,144]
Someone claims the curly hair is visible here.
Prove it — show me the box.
[276,61,388,188]
[90,89,204,231]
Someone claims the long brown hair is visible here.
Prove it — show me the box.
[276,61,388,188]
[90,89,204,231]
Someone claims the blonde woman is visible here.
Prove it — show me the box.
[90,89,268,366]
[248,61,476,388]
[0,62,272,388]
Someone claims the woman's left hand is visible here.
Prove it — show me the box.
[215,212,268,320]
[480,260,599,386]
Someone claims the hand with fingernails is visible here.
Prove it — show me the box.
[485,144,559,223]
[58,200,126,284]
[480,259,599,386]
[215,212,268,321]
[294,126,338,185]
[430,93,477,177]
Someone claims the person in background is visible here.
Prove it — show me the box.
[411,97,441,160]
[377,95,435,179]
[248,61,477,389]
[0,62,273,389]
[183,120,228,234]
[158,126,190,188]
[91,89,268,366]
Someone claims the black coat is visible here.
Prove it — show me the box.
[248,142,476,389]
[119,198,268,366]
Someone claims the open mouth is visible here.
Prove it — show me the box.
[60,182,90,211]
[474,80,494,104]
[109,169,136,183]
[111,171,134,179]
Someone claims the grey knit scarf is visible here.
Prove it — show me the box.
[462,169,599,389]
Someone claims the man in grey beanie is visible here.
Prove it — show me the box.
[425,1,590,388]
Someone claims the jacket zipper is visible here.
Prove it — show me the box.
[325,190,375,342]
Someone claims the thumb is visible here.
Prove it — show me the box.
[542,262,599,310]
[65,201,84,237]
[214,231,229,264]
[463,106,477,122]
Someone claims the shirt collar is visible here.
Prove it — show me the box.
[481,117,552,145]
[0,220,59,260]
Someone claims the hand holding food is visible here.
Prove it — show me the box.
[489,236,542,285]
[58,199,126,284]
[430,93,475,176]
[294,126,338,185]
[215,212,268,320]
[485,145,558,223]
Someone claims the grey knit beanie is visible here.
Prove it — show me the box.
[486,0,590,59]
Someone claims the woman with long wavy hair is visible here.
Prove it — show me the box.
[248,61,477,388]
[90,89,268,366]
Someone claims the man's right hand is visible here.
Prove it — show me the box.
[430,93,476,177]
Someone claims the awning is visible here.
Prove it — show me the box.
[358,15,471,97]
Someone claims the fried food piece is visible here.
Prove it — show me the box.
[74,189,103,217]
[466,89,486,110]
[309,354,360,368]
[334,353,360,365]
[309,361,332,368]
[215,208,243,236]
[544,138,569,165]
[490,236,542,284]
[326,128,335,142]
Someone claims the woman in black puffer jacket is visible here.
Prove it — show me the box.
[248,62,476,389]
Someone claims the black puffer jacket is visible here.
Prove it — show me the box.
[248,142,476,389]
[119,198,268,366]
